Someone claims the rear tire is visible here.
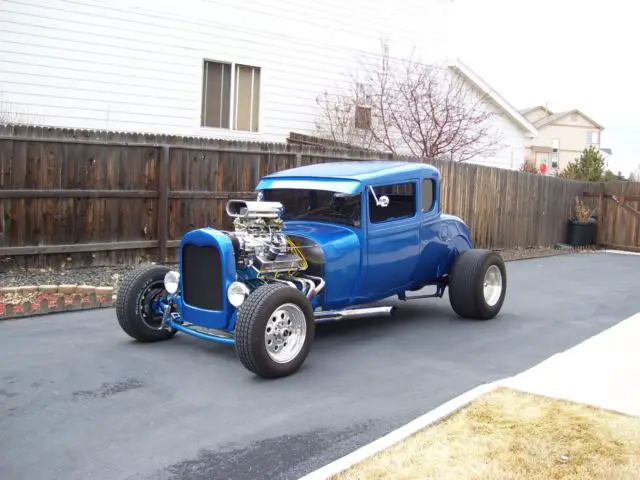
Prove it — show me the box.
[116,264,177,342]
[235,283,315,378]
[448,249,506,320]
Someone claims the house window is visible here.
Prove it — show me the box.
[201,61,231,129]
[422,179,435,212]
[234,64,260,132]
[201,60,261,132]
[588,131,599,145]
[369,182,416,224]
[551,153,559,169]
[552,138,559,151]
[355,105,372,129]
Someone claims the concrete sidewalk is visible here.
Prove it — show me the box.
[501,311,640,417]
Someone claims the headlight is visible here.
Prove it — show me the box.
[227,281,251,307]
[163,271,180,294]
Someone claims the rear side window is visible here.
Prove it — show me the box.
[422,179,435,212]
[368,182,416,223]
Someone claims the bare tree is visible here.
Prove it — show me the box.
[315,83,378,151]
[0,91,43,125]
[315,41,502,162]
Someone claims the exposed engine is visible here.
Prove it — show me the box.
[223,198,325,299]
[224,199,307,274]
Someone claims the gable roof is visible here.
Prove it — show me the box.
[519,105,553,116]
[446,59,538,137]
[532,109,604,130]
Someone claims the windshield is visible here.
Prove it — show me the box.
[261,188,361,227]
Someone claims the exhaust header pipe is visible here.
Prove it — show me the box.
[314,305,397,323]
[226,199,284,219]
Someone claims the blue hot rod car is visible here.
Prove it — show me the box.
[115,161,507,378]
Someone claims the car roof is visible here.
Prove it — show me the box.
[262,160,438,182]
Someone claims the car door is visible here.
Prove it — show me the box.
[414,176,448,284]
[360,179,421,300]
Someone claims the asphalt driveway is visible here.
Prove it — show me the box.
[1,252,638,480]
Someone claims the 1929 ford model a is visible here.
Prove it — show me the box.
[115,161,507,378]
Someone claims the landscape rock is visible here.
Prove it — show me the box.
[38,285,58,293]
[58,284,77,294]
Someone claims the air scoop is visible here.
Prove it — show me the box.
[225,199,284,219]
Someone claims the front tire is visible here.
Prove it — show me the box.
[235,283,315,378]
[448,249,507,320]
[115,264,177,342]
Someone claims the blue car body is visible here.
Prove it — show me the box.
[166,161,473,342]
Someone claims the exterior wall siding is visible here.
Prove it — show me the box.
[466,116,527,170]
[455,89,529,170]
[532,123,601,153]
[0,0,452,141]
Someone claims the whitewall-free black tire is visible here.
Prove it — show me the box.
[448,249,507,320]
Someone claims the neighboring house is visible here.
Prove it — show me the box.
[0,0,533,169]
[599,148,612,170]
[520,106,607,173]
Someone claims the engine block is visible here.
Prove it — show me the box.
[224,199,306,274]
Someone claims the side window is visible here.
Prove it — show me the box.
[369,182,416,224]
[422,179,435,213]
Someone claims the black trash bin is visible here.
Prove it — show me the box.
[567,219,596,247]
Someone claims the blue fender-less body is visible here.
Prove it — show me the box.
[168,161,474,340]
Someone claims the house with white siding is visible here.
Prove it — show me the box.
[0,0,536,170]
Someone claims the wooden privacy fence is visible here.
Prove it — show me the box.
[0,125,600,269]
[583,181,640,252]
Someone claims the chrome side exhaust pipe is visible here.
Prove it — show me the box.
[314,305,397,323]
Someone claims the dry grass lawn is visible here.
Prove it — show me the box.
[333,387,640,480]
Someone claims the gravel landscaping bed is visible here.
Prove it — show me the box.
[0,247,592,291]
[0,264,141,291]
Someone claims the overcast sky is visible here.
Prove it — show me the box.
[450,0,639,177]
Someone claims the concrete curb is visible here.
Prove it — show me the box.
[600,249,640,256]
[298,380,504,480]
[0,284,116,320]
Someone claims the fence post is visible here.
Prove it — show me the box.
[597,182,604,245]
[158,146,170,263]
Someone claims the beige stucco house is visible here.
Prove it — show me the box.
[520,106,607,173]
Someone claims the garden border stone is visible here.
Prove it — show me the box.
[0,284,115,320]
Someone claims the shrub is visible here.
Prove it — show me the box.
[571,196,595,222]
[520,160,539,174]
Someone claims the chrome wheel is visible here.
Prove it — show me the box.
[264,303,307,364]
[483,265,503,307]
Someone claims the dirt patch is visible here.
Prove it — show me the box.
[496,246,597,262]
[333,387,640,480]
